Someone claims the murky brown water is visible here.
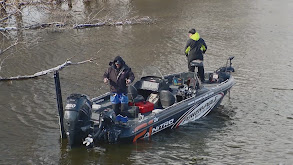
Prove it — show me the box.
[1,0,293,164]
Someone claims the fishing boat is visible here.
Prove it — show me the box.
[54,56,235,147]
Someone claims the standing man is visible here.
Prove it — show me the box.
[184,28,207,82]
[103,56,135,115]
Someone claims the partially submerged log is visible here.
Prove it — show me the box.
[73,16,154,29]
[73,22,105,29]
[23,22,65,29]
[0,16,154,31]
[0,26,17,31]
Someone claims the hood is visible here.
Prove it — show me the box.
[109,56,126,66]
[190,32,200,41]
[114,56,125,66]
[109,56,129,70]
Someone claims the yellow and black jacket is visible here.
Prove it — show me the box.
[184,33,207,62]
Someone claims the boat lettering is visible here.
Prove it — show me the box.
[186,98,215,120]
[95,99,104,103]
[188,101,195,105]
[152,118,174,134]
[180,94,222,126]
[65,103,76,109]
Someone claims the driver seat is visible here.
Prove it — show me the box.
[159,90,176,108]
[128,85,145,104]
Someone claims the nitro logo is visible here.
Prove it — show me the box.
[152,118,174,134]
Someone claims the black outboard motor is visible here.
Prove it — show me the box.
[64,94,92,147]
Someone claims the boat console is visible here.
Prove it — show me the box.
[136,76,169,92]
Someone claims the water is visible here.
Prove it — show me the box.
[1,0,293,164]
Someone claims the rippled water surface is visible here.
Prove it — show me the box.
[1,0,293,164]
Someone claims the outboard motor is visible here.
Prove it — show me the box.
[64,94,92,147]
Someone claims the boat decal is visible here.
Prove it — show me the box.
[188,101,195,105]
[173,92,224,128]
[133,130,147,142]
[203,109,212,117]
[94,99,104,103]
[143,126,153,139]
[148,120,154,125]
[134,123,148,132]
[148,126,153,137]
[133,118,175,142]
[172,103,199,129]
[65,103,76,109]
[134,119,154,133]
[151,118,174,135]
[133,119,155,141]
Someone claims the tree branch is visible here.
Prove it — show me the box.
[0,49,102,81]
[0,39,18,56]
[0,59,92,81]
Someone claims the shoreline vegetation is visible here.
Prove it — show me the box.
[0,16,154,31]
[0,0,155,82]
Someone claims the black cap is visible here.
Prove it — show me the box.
[188,28,196,34]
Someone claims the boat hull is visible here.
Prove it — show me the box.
[118,88,231,143]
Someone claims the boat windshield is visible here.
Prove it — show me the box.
[141,66,164,79]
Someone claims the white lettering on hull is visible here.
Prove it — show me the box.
[152,118,174,134]
[175,93,223,127]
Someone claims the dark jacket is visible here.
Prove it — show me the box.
[185,35,207,62]
[103,56,135,94]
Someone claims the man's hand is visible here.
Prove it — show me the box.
[104,78,109,84]
[126,79,132,85]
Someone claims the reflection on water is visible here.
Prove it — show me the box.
[1,0,293,164]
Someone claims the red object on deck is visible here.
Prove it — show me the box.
[131,101,154,113]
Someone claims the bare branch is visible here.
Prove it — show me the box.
[0,58,98,81]
[0,39,18,56]
[0,49,102,81]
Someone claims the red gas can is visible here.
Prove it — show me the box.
[133,101,154,113]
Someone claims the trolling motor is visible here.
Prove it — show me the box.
[218,56,235,73]
[206,56,235,83]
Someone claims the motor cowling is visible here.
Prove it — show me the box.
[64,94,92,146]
